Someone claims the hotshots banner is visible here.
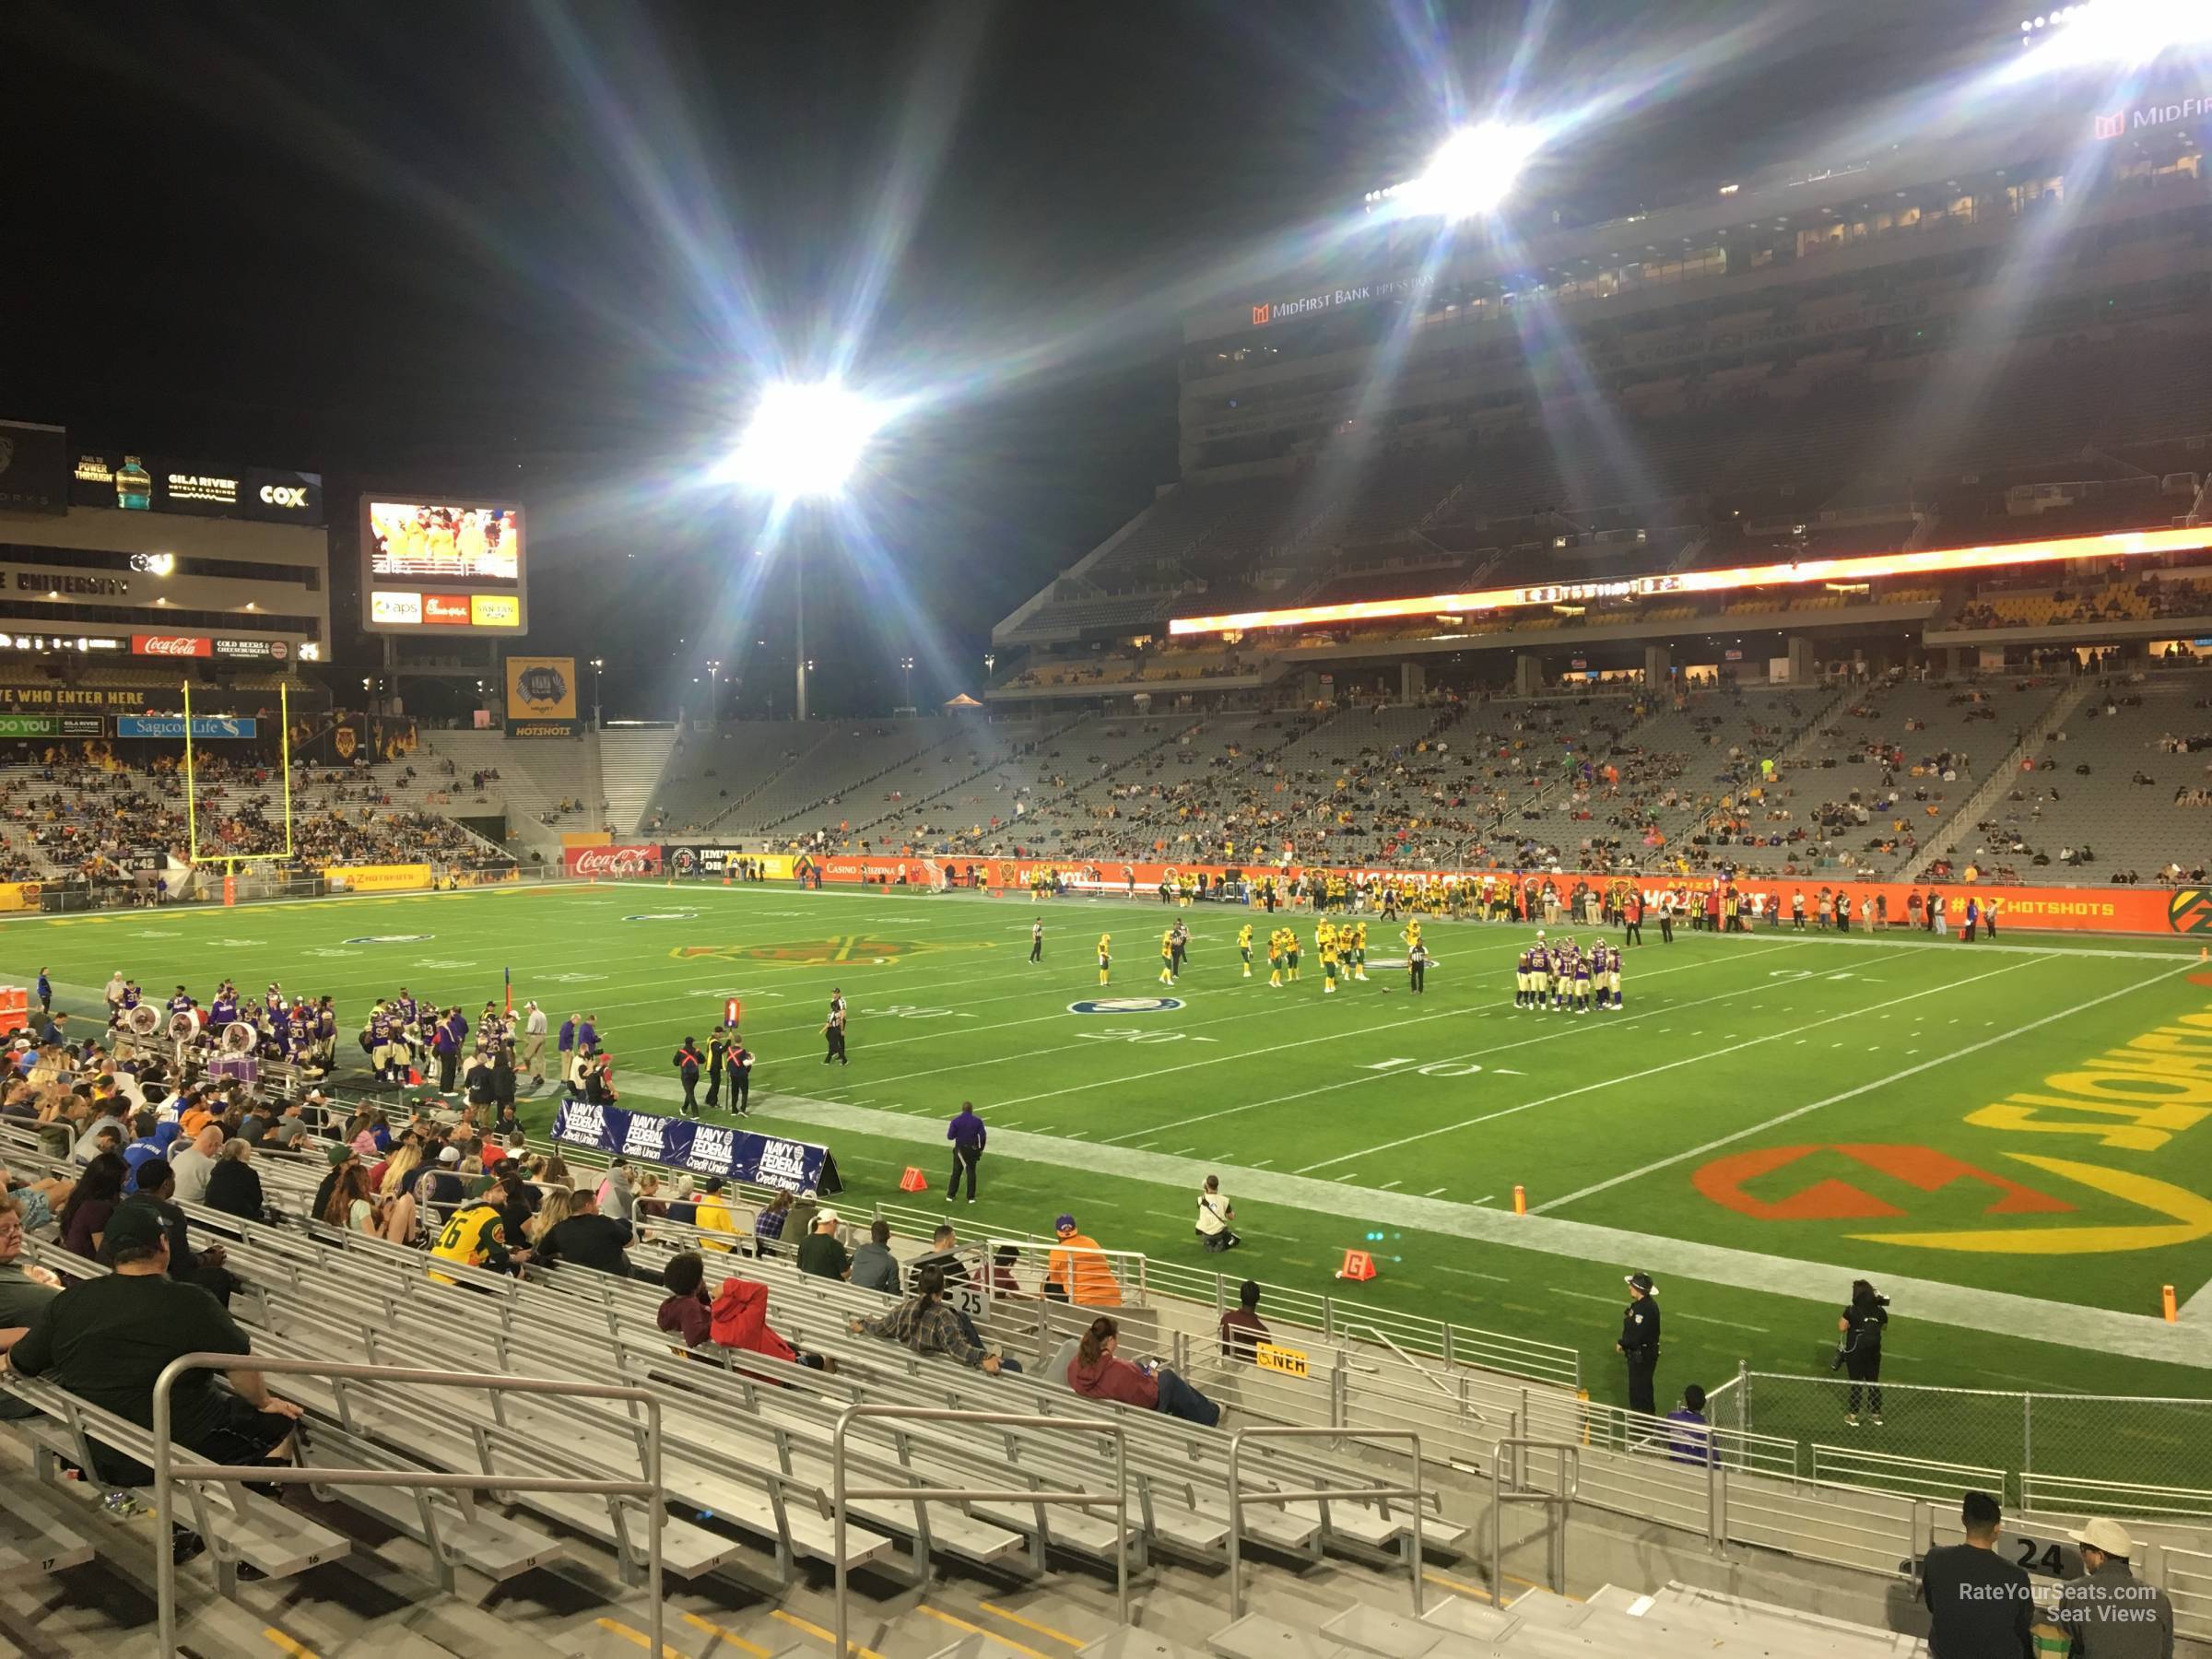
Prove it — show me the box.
[505,654,579,735]
[550,1100,841,1195]
[565,842,662,879]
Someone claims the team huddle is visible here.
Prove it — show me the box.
[1514,933,1625,1013]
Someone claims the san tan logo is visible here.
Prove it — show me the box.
[1694,1143,2212,1253]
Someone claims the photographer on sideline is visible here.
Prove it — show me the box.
[1836,1278,1888,1427]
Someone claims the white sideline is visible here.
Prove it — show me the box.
[1296,951,2041,1175]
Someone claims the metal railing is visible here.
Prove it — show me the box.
[1493,1438,1578,1597]
[832,1406,1128,1659]
[1715,1367,2212,1515]
[1228,1426,1425,1621]
[151,1355,664,1659]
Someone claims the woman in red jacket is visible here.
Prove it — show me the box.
[1066,1316,1220,1427]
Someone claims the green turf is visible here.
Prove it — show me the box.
[13,880,2210,1433]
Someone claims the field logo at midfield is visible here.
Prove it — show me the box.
[673,935,994,967]
[1694,1143,2212,1253]
[2168,888,2212,934]
[1068,996,1184,1015]
[625,911,700,922]
[345,934,434,944]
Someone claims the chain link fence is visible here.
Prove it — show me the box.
[1710,1370,2212,1516]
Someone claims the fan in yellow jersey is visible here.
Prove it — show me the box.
[1351,921,1370,982]
[1159,927,1178,985]
[1286,927,1302,982]
[1097,934,1112,986]
[428,1197,526,1285]
[1238,923,1254,978]
[1266,929,1287,988]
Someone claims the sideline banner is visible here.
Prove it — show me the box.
[565,843,662,879]
[550,1099,841,1195]
[800,853,2203,938]
[324,863,433,893]
[0,882,42,912]
[662,844,759,878]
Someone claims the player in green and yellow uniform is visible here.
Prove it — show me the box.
[1097,934,1112,986]
[1238,923,1254,978]
[1266,929,1285,988]
[1286,927,1302,982]
[1321,930,1340,994]
[1352,921,1369,982]
[1159,928,1178,985]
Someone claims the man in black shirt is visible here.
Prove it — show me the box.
[704,1029,729,1111]
[1616,1271,1662,1415]
[124,1161,236,1306]
[1920,1491,2034,1659]
[535,1189,637,1277]
[672,1038,702,1118]
[3,1204,300,1485]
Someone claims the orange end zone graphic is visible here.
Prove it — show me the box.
[1694,1144,2076,1222]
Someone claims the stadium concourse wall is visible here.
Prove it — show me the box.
[571,843,2210,941]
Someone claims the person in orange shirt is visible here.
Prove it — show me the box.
[1044,1214,1122,1308]
[178,1097,217,1140]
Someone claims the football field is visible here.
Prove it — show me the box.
[13,879,2212,1414]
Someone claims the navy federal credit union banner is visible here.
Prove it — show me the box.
[551,1099,841,1195]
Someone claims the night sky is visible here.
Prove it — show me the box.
[3,0,1999,719]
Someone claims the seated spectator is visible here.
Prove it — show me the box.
[904,1223,971,1295]
[850,1265,1015,1373]
[321,1162,381,1237]
[168,1125,224,1206]
[1045,1213,1122,1306]
[1,1203,302,1539]
[203,1139,265,1222]
[753,1189,795,1257]
[657,1251,712,1349]
[121,1161,235,1305]
[795,1209,851,1280]
[1218,1278,1269,1361]
[58,1151,128,1261]
[2056,1518,2174,1658]
[712,1275,823,1371]
[1067,1316,1219,1427]
[1921,1490,2034,1659]
[0,1195,62,1410]
[1665,1384,1716,1466]
[692,1177,739,1253]
[849,1217,900,1294]
[535,1187,634,1277]
[0,1159,70,1236]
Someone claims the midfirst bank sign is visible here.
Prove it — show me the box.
[1251,271,1440,327]
[2093,92,2212,140]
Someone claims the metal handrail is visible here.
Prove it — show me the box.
[1228,1426,1425,1621]
[152,1353,663,1659]
[833,1406,1128,1659]
[1494,1436,1580,1599]
[1335,1320,1484,1418]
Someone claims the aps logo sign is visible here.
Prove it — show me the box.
[1069,996,1184,1015]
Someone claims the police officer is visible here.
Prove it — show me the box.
[1617,1271,1662,1415]
[1407,940,1430,994]
[672,1036,703,1118]
[822,989,849,1065]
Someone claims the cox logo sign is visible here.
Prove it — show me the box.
[259,483,312,510]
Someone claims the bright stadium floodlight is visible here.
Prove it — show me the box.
[729,378,887,500]
[1401,122,1541,220]
[2017,0,2212,65]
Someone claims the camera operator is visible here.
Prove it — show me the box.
[1836,1278,1888,1427]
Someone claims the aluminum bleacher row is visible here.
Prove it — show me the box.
[6,1113,2211,1653]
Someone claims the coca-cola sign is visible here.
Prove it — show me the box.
[131,633,212,657]
[564,843,663,879]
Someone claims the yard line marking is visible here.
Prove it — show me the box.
[1087,943,1814,1145]
[1435,1265,1508,1282]
[1295,949,1976,1174]
[1424,1186,1449,1197]
[1550,1288,1619,1305]
[1675,1312,1771,1335]
[1535,957,2200,1215]
[1380,1180,1402,1191]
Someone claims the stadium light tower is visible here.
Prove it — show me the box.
[731,378,889,723]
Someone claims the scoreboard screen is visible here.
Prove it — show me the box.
[359,496,529,635]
